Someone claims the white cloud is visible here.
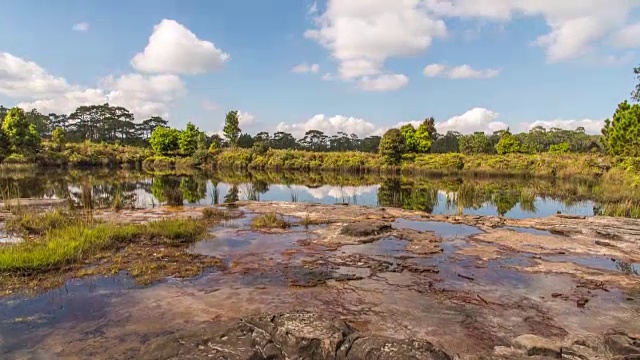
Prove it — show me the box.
[305,0,446,90]
[321,73,335,81]
[424,0,640,62]
[238,111,256,127]
[447,65,499,79]
[435,107,507,134]
[19,73,186,119]
[291,63,320,73]
[0,52,72,98]
[308,1,318,15]
[358,73,409,91]
[612,23,640,48]
[423,63,499,79]
[522,119,604,134]
[276,114,379,137]
[201,99,219,112]
[72,22,89,32]
[423,63,446,77]
[131,19,230,75]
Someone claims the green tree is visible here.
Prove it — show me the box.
[422,117,438,141]
[413,120,433,153]
[0,127,9,159]
[548,142,570,154]
[2,107,41,154]
[237,133,254,148]
[495,131,521,155]
[150,126,180,155]
[632,64,640,102]
[379,128,406,165]
[51,127,66,151]
[602,100,640,156]
[223,111,241,146]
[179,122,201,156]
[459,132,493,154]
[400,124,417,152]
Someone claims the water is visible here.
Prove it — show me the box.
[0,168,608,218]
[393,219,482,238]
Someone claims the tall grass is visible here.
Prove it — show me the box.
[0,218,206,272]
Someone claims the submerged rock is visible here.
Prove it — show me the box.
[138,311,453,360]
[340,221,392,237]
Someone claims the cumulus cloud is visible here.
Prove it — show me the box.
[305,0,446,91]
[276,114,379,137]
[612,23,640,48]
[0,52,72,98]
[521,119,604,135]
[72,22,89,32]
[435,108,507,134]
[424,0,640,62]
[2,52,184,119]
[291,63,320,73]
[131,19,230,74]
[423,63,499,79]
[19,73,186,119]
[423,63,446,77]
[308,2,318,15]
[358,73,409,91]
[238,111,256,126]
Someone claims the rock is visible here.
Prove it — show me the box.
[604,330,640,356]
[340,221,392,237]
[512,334,561,358]
[138,311,454,360]
[576,298,589,308]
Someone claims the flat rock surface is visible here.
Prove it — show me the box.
[2,201,639,359]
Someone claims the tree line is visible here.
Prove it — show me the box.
[2,62,640,162]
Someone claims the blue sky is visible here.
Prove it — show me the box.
[1,0,639,136]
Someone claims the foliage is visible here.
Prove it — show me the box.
[2,107,41,154]
[179,122,202,156]
[602,100,640,157]
[495,131,521,155]
[150,127,181,156]
[223,111,241,146]
[633,64,640,102]
[251,212,290,229]
[548,142,570,154]
[238,133,254,148]
[459,132,494,155]
[379,128,406,165]
[2,153,30,164]
[0,127,9,160]
[431,131,461,153]
[50,128,66,152]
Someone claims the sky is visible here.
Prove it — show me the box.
[1,0,640,137]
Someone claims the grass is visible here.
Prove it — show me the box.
[5,209,80,236]
[0,217,207,273]
[250,212,290,229]
[201,207,232,220]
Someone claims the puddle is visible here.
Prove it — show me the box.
[191,228,317,259]
[543,255,640,276]
[501,226,553,236]
[338,237,410,258]
[0,273,138,354]
[393,219,481,239]
[0,230,21,244]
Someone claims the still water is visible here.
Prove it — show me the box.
[0,168,601,219]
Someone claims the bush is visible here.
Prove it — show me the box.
[2,153,29,164]
[548,142,570,154]
[379,129,406,165]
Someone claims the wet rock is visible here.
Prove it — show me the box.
[138,311,454,360]
[512,334,561,358]
[604,329,640,356]
[340,221,392,237]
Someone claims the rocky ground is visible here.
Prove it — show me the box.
[1,201,639,359]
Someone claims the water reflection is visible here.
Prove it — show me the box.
[0,168,609,218]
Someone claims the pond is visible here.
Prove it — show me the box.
[0,168,608,219]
